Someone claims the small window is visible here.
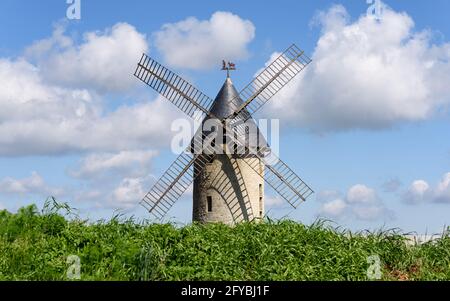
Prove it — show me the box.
[259,195,263,218]
[223,127,227,145]
[207,196,213,212]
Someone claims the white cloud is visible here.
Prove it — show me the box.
[265,195,284,208]
[0,172,62,197]
[112,177,147,208]
[403,173,450,204]
[0,21,183,157]
[71,150,158,178]
[352,204,387,221]
[25,25,73,58]
[321,198,347,217]
[382,178,402,192]
[0,56,180,156]
[70,174,153,211]
[26,23,148,93]
[347,184,378,204]
[404,180,431,204]
[154,11,255,70]
[72,173,152,210]
[67,150,162,210]
[435,173,450,203]
[265,4,450,132]
[319,184,392,221]
[0,22,195,214]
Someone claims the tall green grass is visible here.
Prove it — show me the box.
[0,200,448,281]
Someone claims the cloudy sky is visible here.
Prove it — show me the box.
[0,0,449,233]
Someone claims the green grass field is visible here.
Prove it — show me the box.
[0,200,449,281]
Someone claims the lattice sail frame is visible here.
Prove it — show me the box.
[134,54,214,121]
[140,130,216,219]
[228,44,312,124]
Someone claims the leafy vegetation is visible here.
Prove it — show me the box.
[0,200,449,281]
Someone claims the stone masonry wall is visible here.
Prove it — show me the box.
[193,155,265,225]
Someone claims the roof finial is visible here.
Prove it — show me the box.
[221,60,236,78]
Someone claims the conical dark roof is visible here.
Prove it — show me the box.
[191,77,267,155]
[208,77,244,119]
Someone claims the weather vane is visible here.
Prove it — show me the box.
[222,60,236,78]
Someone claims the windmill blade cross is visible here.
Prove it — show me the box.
[135,43,314,218]
[228,44,312,123]
[134,54,215,122]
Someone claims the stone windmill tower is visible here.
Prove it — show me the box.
[134,44,314,224]
[192,75,266,224]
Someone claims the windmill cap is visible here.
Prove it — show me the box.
[195,77,268,152]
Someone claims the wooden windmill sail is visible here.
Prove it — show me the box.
[134,44,314,224]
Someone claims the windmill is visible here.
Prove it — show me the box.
[134,44,314,224]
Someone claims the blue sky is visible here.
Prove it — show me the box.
[0,0,449,233]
